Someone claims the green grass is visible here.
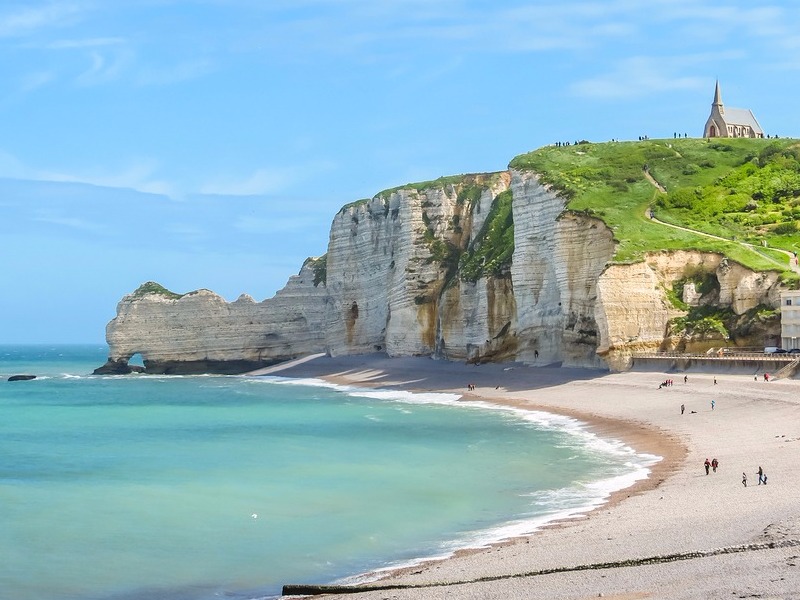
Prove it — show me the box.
[376,172,505,199]
[131,281,184,299]
[510,138,800,272]
[459,189,514,282]
[303,255,327,287]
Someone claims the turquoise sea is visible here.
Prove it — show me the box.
[0,345,658,600]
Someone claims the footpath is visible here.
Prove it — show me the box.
[643,170,799,273]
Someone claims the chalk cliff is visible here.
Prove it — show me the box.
[94,264,327,374]
[96,169,783,375]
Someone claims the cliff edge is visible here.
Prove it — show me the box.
[96,139,794,375]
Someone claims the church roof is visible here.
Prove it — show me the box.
[722,107,764,134]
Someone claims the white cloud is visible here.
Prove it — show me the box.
[47,36,125,49]
[199,168,295,196]
[75,47,134,85]
[32,213,102,232]
[570,55,730,100]
[0,152,180,198]
[43,163,178,198]
[0,3,89,38]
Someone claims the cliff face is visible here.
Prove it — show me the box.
[95,264,328,374]
[96,171,783,375]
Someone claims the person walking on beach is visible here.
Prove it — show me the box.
[711,458,719,473]
[742,472,748,487]
[757,466,763,484]
[681,403,685,415]
[704,458,711,475]
[711,399,716,411]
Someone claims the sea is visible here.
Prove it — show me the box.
[0,345,659,600]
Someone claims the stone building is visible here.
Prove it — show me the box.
[780,290,800,351]
[703,81,764,139]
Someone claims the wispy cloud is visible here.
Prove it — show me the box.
[0,151,178,198]
[0,3,89,38]
[75,47,134,85]
[32,213,102,232]
[570,56,710,100]
[199,168,297,196]
[198,159,336,196]
[47,36,125,49]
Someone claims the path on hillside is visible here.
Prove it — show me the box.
[643,170,799,273]
[243,353,327,376]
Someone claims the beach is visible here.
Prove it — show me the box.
[262,354,800,600]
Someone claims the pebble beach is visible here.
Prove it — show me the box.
[261,354,800,600]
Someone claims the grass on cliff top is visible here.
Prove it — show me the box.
[131,281,184,299]
[375,172,506,201]
[336,173,505,214]
[510,137,800,276]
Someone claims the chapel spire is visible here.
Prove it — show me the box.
[712,80,723,112]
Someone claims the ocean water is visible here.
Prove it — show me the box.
[0,345,659,600]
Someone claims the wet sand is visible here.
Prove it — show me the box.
[260,354,800,600]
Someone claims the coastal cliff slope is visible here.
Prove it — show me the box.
[96,138,797,374]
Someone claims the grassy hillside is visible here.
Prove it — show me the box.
[510,138,800,278]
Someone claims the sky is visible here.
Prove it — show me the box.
[2,0,800,344]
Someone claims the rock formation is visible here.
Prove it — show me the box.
[96,167,783,375]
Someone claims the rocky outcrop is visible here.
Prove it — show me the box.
[596,252,783,370]
[94,262,328,375]
[97,171,784,375]
[8,374,37,381]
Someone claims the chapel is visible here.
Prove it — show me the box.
[703,81,764,139]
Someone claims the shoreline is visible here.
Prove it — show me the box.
[264,354,800,599]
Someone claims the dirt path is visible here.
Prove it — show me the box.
[643,170,798,273]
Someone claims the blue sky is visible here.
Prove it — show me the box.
[2,0,799,344]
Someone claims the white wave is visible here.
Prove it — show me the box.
[253,374,659,467]
[250,376,663,589]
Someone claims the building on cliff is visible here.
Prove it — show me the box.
[780,290,800,351]
[703,80,764,139]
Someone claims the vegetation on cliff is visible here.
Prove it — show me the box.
[510,138,800,277]
[304,255,327,287]
[130,281,184,299]
[459,189,514,282]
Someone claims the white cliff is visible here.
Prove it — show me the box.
[96,262,328,374]
[97,170,784,375]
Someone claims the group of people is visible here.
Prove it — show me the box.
[740,467,768,487]
[658,379,676,389]
[703,458,719,475]
[703,459,770,486]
